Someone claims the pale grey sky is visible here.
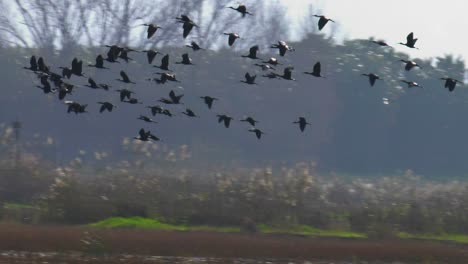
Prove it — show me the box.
[283,0,468,62]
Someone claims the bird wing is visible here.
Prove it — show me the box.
[71,58,78,72]
[318,17,328,30]
[120,71,130,82]
[147,25,157,39]
[228,34,235,46]
[370,76,376,86]
[30,56,37,70]
[313,62,321,75]
[249,46,258,57]
[161,54,169,69]
[147,50,157,64]
[169,90,176,101]
[284,67,292,79]
[183,22,194,38]
[88,78,97,87]
[182,53,190,63]
[224,118,231,128]
[96,55,104,68]
[139,129,146,139]
[406,32,414,43]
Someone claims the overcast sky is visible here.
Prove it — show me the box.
[283,0,467,62]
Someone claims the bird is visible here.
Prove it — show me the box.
[65,101,88,114]
[240,117,258,126]
[227,4,252,17]
[200,96,218,109]
[71,58,84,77]
[85,77,99,89]
[138,115,158,123]
[24,55,38,71]
[224,33,241,46]
[36,74,54,94]
[118,49,133,63]
[155,54,170,71]
[141,49,162,64]
[124,98,143,105]
[248,128,265,139]
[105,45,122,63]
[116,89,134,101]
[399,32,419,49]
[371,40,392,47]
[85,78,110,90]
[401,80,423,88]
[134,128,159,142]
[270,41,294,56]
[147,105,171,117]
[176,53,193,65]
[97,102,116,113]
[88,55,108,69]
[362,73,382,87]
[441,77,463,92]
[400,59,421,71]
[280,67,295,80]
[154,72,180,84]
[254,64,275,71]
[176,15,198,38]
[182,109,198,117]
[242,45,260,59]
[294,117,310,132]
[142,23,162,39]
[217,114,233,128]
[186,41,204,51]
[37,57,50,73]
[241,72,257,85]
[304,62,324,78]
[314,15,335,31]
[263,57,281,65]
[168,90,184,104]
[117,71,135,84]
[60,67,73,79]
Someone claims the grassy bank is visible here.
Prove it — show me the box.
[90,217,468,244]
[0,223,467,263]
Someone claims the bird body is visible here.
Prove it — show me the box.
[242,72,257,84]
[227,4,252,17]
[401,80,423,88]
[399,32,419,49]
[217,114,233,128]
[314,15,335,31]
[201,96,218,109]
[304,62,324,78]
[242,45,260,59]
[240,117,258,126]
[186,41,203,51]
[362,73,382,87]
[98,102,116,113]
[441,77,462,92]
[400,59,421,71]
[270,41,294,56]
[294,117,310,132]
[224,33,241,46]
[249,128,265,139]
[143,23,162,39]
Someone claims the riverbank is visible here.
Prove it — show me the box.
[0,223,467,263]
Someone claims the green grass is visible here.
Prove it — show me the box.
[258,224,366,238]
[89,217,363,238]
[89,217,240,233]
[3,203,37,210]
[90,217,468,244]
[398,232,468,243]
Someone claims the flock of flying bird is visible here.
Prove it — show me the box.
[21,4,463,141]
